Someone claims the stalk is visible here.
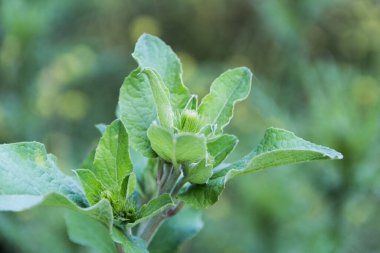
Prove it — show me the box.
[139,163,186,245]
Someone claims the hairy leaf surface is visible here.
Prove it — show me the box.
[207,134,238,167]
[147,124,206,166]
[143,68,174,128]
[198,67,252,133]
[119,69,157,157]
[127,193,175,228]
[94,120,132,192]
[179,128,343,208]
[133,34,190,108]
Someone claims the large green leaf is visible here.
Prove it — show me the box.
[94,119,133,191]
[66,212,149,253]
[0,194,113,227]
[112,228,148,253]
[147,124,207,166]
[207,134,238,167]
[149,208,204,253]
[65,211,117,253]
[127,193,175,228]
[0,142,113,226]
[198,67,252,133]
[143,68,174,128]
[133,34,190,109]
[0,142,86,206]
[119,69,157,157]
[179,127,343,208]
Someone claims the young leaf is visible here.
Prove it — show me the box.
[94,119,133,191]
[75,169,105,206]
[119,68,157,157]
[133,33,190,109]
[184,159,213,185]
[127,193,175,227]
[207,134,238,167]
[198,67,252,133]
[120,172,137,199]
[143,68,174,128]
[147,124,207,166]
[179,127,343,208]
[149,208,204,253]
[184,95,198,111]
[65,211,118,253]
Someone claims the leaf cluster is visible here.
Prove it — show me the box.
[0,34,342,252]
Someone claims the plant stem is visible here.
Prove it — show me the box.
[115,243,125,253]
[171,176,187,195]
[139,213,166,244]
[139,163,186,245]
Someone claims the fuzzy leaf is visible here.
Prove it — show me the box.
[179,127,343,208]
[0,194,113,227]
[75,169,105,206]
[0,142,86,206]
[119,69,157,157]
[143,68,174,128]
[65,211,117,253]
[207,134,238,167]
[127,193,175,227]
[0,142,114,226]
[94,120,132,191]
[112,228,149,253]
[133,34,190,109]
[147,124,206,166]
[184,159,213,185]
[198,67,252,133]
[149,208,204,253]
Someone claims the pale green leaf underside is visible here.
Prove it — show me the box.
[0,142,86,206]
[179,127,343,208]
[94,119,132,191]
[147,124,206,165]
[0,193,113,227]
[127,193,175,228]
[198,67,252,133]
[143,68,174,129]
[0,142,113,226]
[119,69,157,157]
[133,33,190,109]
[149,208,204,253]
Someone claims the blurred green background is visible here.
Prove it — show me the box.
[1,0,380,252]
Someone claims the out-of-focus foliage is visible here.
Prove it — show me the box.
[0,0,379,252]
